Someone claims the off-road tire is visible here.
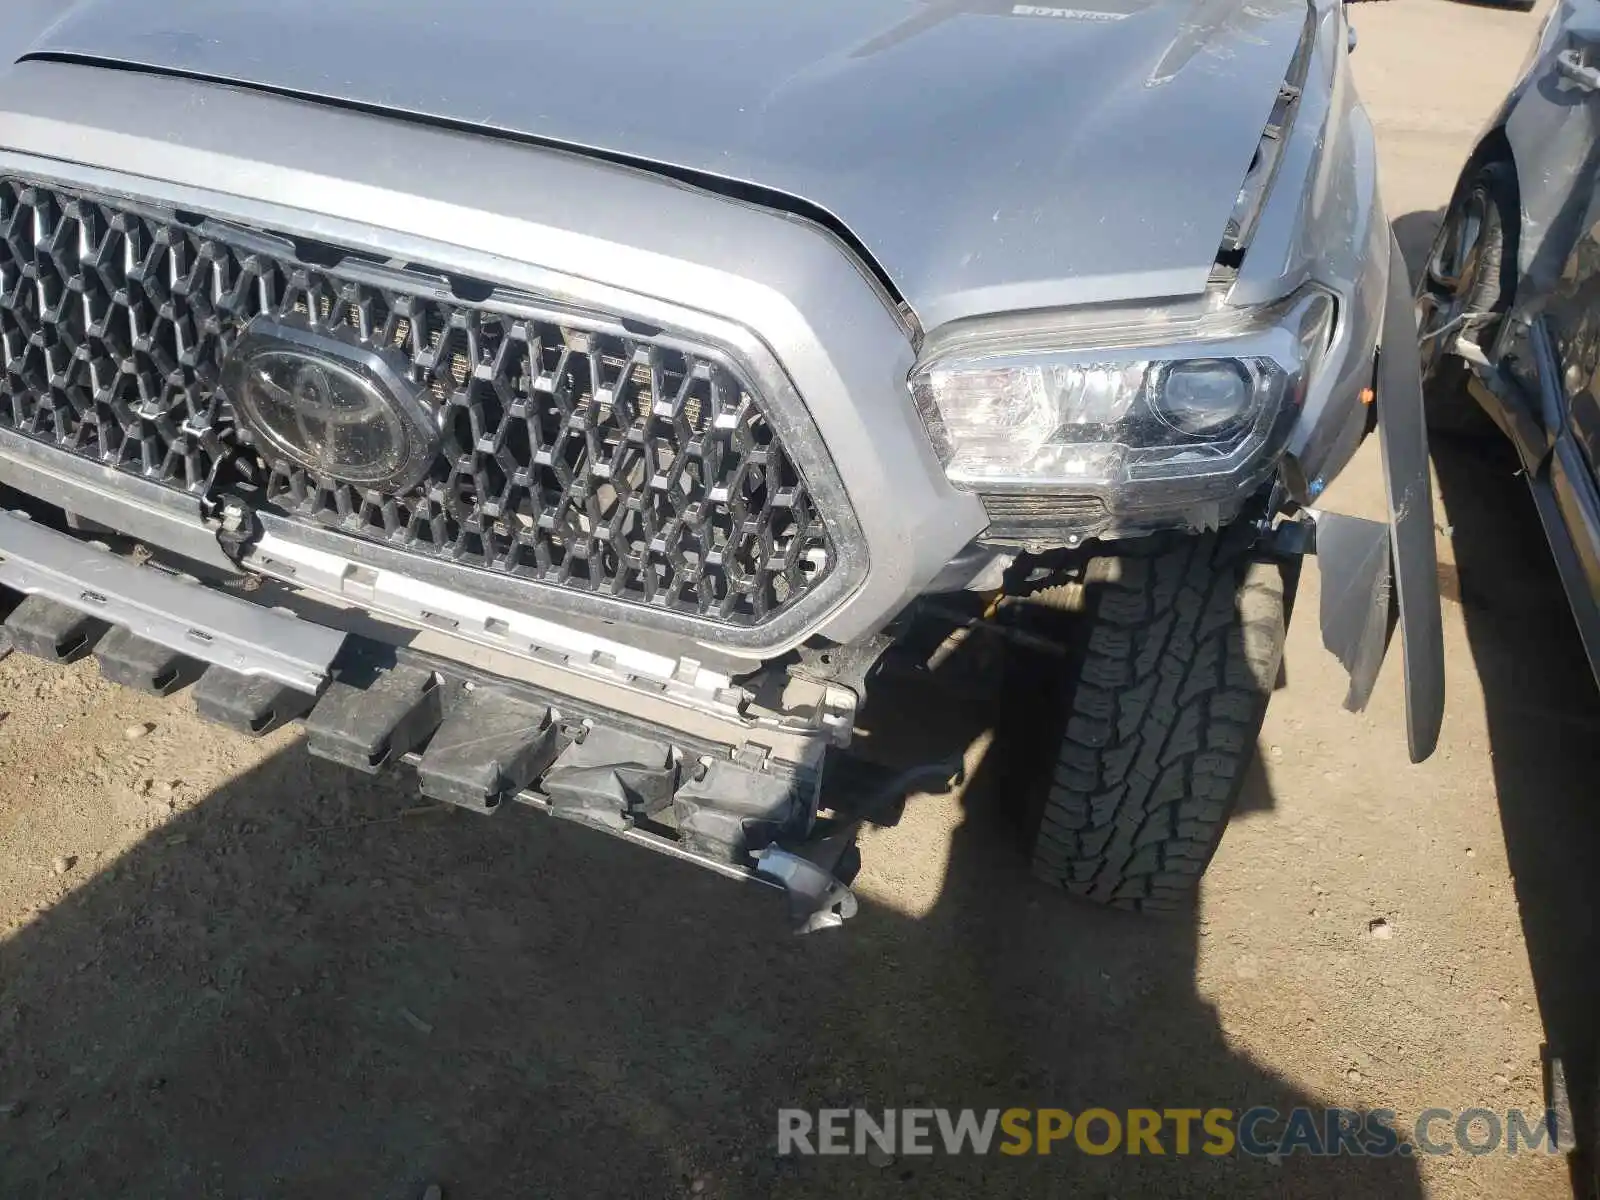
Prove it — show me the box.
[1421,159,1518,439]
[1027,529,1287,912]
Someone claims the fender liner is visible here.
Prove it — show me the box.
[1315,234,1445,763]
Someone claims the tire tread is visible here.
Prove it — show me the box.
[1029,530,1287,912]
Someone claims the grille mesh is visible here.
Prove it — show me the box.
[0,179,835,626]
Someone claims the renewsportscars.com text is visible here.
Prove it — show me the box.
[777,1107,1566,1159]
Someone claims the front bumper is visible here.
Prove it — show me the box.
[0,502,867,929]
[0,505,342,693]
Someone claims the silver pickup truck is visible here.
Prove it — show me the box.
[0,0,1442,929]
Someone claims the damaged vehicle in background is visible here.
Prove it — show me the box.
[0,0,1441,929]
[1415,4,1600,1174]
[1416,0,1600,690]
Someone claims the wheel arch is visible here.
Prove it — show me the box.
[1454,127,1525,270]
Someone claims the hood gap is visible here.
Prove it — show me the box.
[17,50,917,335]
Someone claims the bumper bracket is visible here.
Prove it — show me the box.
[0,509,344,693]
[4,593,107,663]
[194,667,318,737]
[306,663,449,774]
[417,688,560,813]
[94,625,201,696]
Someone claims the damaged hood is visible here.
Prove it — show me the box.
[15,0,1311,327]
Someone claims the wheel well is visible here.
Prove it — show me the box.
[1438,129,1523,313]
[1465,127,1516,179]
[1461,128,1522,234]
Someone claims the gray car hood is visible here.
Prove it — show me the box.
[14,0,1311,328]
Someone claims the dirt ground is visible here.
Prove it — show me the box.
[2,2,1598,1197]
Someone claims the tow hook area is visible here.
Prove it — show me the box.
[0,504,968,934]
[757,758,965,933]
[756,839,860,934]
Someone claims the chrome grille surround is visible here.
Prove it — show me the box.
[0,176,856,635]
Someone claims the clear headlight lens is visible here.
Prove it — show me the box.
[910,289,1336,494]
[1154,359,1254,436]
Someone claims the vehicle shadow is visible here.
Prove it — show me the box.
[0,600,1424,1197]
[1397,205,1600,1196]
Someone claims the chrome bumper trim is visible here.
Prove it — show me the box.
[0,510,344,693]
[0,429,854,753]
[245,519,749,718]
[0,426,236,572]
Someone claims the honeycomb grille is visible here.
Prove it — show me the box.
[0,179,836,627]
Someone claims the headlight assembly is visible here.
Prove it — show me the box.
[909,289,1336,512]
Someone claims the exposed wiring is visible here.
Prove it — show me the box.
[1418,309,1492,346]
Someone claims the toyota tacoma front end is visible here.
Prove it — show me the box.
[0,0,1442,928]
